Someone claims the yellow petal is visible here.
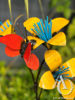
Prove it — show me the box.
[23,17,40,35]
[59,79,75,99]
[39,71,56,89]
[52,18,69,34]
[0,19,14,36]
[45,50,62,72]
[26,36,44,49]
[61,58,75,77]
[48,32,66,46]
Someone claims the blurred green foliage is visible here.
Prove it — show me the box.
[67,18,75,38]
[49,0,71,18]
[0,61,61,100]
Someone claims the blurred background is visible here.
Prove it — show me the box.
[0,0,75,100]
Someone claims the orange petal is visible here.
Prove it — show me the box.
[48,32,66,46]
[45,50,62,72]
[52,18,69,34]
[23,17,40,35]
[0,19,14,36]
[26,36,44,49]
[39,71,56,89]
[61,58,75,77]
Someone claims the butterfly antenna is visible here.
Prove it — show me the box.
[16,23,25,38]
[24,27,28,42]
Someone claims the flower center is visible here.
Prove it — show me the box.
[53,66,72,81]
[31,16,52,42]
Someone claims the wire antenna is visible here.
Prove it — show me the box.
[24,27,28,42]
[16,23,25,38]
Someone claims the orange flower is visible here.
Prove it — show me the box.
[39,50,75,100]
[0,20,13,36]
[23,16,69,49]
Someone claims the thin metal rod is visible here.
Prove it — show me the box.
[28,68,35,83]
[24,27,28,42]
[36,59,45,82]
[38,0,45,20]
[16,23,25,38]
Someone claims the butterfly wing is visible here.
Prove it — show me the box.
[24,53,39,70]
[24,42,31,61]
[24,42,39,70]
[5,46,20,57]
[0,34,24,50]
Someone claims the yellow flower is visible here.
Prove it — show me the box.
[39,50,75,100]
[23,17,69,49]
[0,20,14,36]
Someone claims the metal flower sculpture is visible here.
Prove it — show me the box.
[23,16,69,49]
[0,16,75,100]
[39,50,75,99]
